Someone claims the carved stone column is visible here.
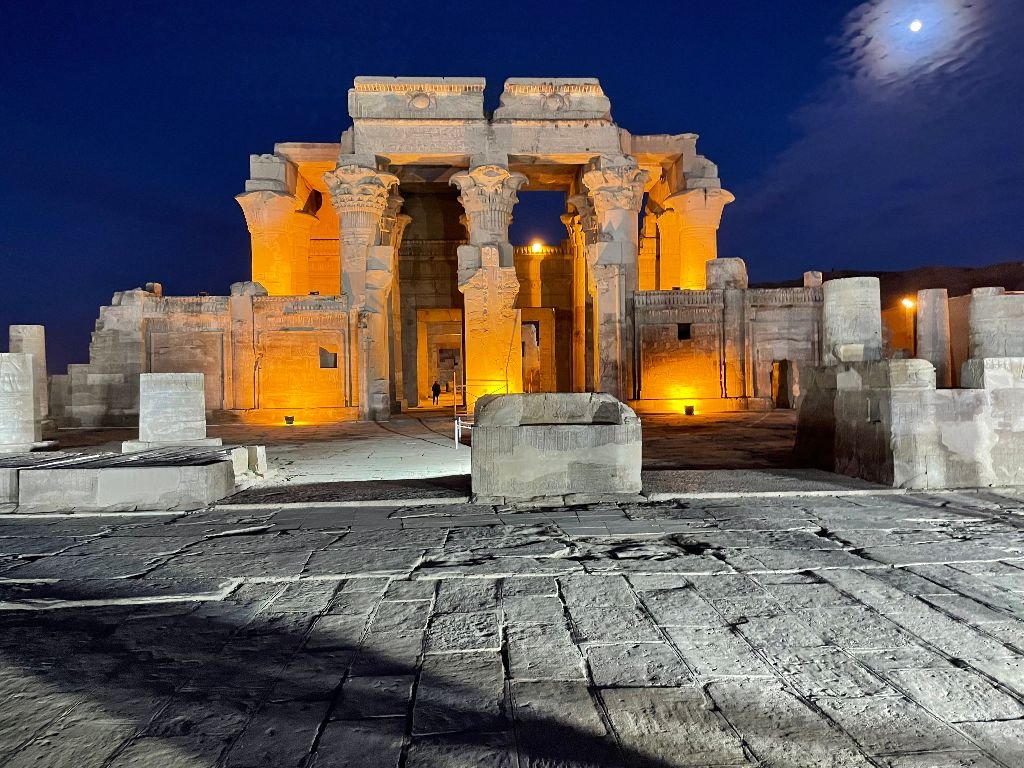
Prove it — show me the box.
[581,158,649,400]
[323,164,399,421]
[235,191,317,296]
[381,190,412,411]
[657,187,734,290]
[450,165,527,409]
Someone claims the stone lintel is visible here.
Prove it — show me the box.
[349,77,487,121]
[494,78,611,121]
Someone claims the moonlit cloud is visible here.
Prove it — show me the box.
[722,0,1024,278]
[837,0,989,92]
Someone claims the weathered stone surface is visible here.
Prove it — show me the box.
[312,718,405,767]
[584,642,691,686]
[601,686,747,767]
[472,393,642,500]
[822,277,882,365]
[413,651,505,735]
[0,353,39,451]
[17,462,236,511]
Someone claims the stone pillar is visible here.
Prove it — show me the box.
[381,191,411,411]
[235,191,316,296]
[562,209,591,392]
[582,157,649,400]
[450,165,527,409]
[638,213,659,291]
[822,277,882,366]
[323,164,399,421]
[968,287,1024,359]
[916,289,952,388]
[657,188,734,290]
[804,271,824,288]
[0,353,40,453]
[9,325,53,436]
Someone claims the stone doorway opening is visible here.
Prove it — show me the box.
[771,359,796,409]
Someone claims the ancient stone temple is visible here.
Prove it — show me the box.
[52,77,825,426]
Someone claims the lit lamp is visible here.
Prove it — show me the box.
[284,415,295,425]
[684,405,695,416]
[530,241,544,254]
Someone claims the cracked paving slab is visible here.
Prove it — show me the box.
[0,489,1022,766]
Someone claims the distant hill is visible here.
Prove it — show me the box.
[753,261,1024,309]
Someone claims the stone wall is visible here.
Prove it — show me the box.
[795,357,1024,489]
[52,287,353,426]
[632,265,822,410]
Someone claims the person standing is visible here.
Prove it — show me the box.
[431,380,442,405]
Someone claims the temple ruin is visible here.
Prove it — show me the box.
[51,77,825,426]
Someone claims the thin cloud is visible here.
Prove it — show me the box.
[722,0,1024,278]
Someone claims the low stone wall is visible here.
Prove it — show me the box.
[471,393,642,502]
[795,357,1024,489]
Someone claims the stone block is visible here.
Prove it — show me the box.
[247,445,268,474]
[803,271,823,288]
[349,76,486,120]
[17,461,236,511]
[137,373,211,444]
[493,78,611,121]
[0,353,41,452]
[822,277,882,365]
[705,258,748,290]
[471,393,642,501]
[243,153,295,193]
[969,287,1024,358]
[961,357,1024,390]
[9,325,50,428]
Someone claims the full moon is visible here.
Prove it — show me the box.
[909,19,924,33]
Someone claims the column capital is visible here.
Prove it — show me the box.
[662,187,735,229]
[323,165,399,245]
[581,158,649,219]
[450,165,527,245]
[235,190,299,232]
[567,194,600,245]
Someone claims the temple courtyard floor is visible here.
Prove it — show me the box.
[1,414,1023,766]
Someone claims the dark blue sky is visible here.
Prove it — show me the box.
[2,0,1021,371]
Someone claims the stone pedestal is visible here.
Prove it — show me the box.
[822,277,882,366]
[471,393,642,502]
[122,373,221,452]
[451,165,527,409]
[917,289,953,388]
[0,353,42,453]
[8,325,55,437]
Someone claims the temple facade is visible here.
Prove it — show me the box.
[51,77,825,426]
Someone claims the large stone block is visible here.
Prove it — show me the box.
[822,277,882,365]
[18,462,236,511]
[969,288,1024,358]
[127,373,221,451]
[493,78,611,121]
[8,325,49,425]
[471,393,642,501]
[349,77,486,120]
[0,353,40,452]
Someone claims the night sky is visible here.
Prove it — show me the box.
[2,0,1022,372]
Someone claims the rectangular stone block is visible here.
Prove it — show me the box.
[17,462,235,511]
[349,76,486,120]
[471,393,642,501]
[0,353,40,450]
[138,372,208,443]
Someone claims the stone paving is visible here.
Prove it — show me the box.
[1,488,1023,766]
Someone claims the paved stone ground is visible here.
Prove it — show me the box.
[1,489,1023,766]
